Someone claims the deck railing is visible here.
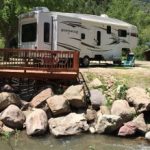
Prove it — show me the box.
[0,48,79,79]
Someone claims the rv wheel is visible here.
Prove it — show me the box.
[82,56,90,67]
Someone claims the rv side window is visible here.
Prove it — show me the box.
[81,33,85,39]
[107,26,111,34]
[44,22,50,42]
[22,23,37,42]
[97,31,101,46]
[118,29,127,37]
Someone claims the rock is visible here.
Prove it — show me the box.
[1,84,14,92]
[100,106,110,115]
[118,121,137,136]
[0,105,25,129]
[47,95,70,116]
[145,131,150,140]
[63,85,86,108]
[132,114,147,133]
[90,89,106,110]
[95,114,123,134]
[30,88,53,108]
[20,100,29,110]
[0,92,22,112]
[111,100,136,122]
[25,109,48,136]
[89,78,103,89]
[2,125,15,134]
[85,109,97,122]
[89,126,96,134]
[126,87,150,113]
[48,113,89,137]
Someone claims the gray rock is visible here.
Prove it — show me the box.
[95,114,123,134]
[63,85,86,108]
[111,100,136,122]
[0,92,21,112]
[89,78,103,89]
[118,121,137,136]
[1,84,14,92]
[0,105,25,129]
[48,113,89,137]
[25,109,48,136]
[47,95,70,116]
[30,88,53,108]
[126,87,150,113]
[90,89,106,109]
[132,113,147,133]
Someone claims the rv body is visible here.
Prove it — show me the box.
[18,7,138,66]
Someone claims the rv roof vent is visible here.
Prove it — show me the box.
[100,14,109,18]
[32,7,49,12]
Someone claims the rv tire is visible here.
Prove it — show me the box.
[82,56,90,67]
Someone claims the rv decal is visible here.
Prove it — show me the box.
[81,42,96,49]
[61,21,88,29]
[70,37,81,41]
[108,33,129,45]
[88,48,112,52]
[58,42,80,51]
[61,28,78,34]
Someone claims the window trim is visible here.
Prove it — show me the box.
[44,22,50,43]
[107,26,111,34]
[97,31,101,46]
[118,29,127,37]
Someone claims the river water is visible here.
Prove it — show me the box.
[0,132,150,150]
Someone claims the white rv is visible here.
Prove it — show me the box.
[18,7,138,66]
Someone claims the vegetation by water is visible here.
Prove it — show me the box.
[0,0,150,58]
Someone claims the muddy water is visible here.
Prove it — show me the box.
[0,132,150,150]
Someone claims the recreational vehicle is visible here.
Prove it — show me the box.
[18,7,138,67]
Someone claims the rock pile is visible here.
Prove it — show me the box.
[0,81,150,142]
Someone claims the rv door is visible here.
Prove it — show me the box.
[38,13,53,50]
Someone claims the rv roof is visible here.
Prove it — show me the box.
[49,12,133,27]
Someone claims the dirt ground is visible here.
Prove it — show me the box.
[80,60,150,88]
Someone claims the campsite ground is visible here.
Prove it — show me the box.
[80,60,150,88]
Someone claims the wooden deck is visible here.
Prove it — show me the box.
[0,49,79,80]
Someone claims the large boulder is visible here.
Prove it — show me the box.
[132,113,147,133]
[25,109,48,136]
[0,105,25,129]
[63,85,86,108]
[0,92,22,112]
[111,100,136,122]
[46,95,70,116]
[89,78,103,89]
[48,113,89,137]
[126,87,150,113]
[118,121,137,136]
[30,88,53,108]
[95,114,123,134]
[90,89,106,109]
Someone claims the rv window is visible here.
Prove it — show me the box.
[97,31,101,46]
[81,33,85,39]
[44,22,50,42]
[107,26,111,34]
[22,23,37,42]
[118,29,127,37]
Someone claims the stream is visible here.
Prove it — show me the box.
[0,132,150,150]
